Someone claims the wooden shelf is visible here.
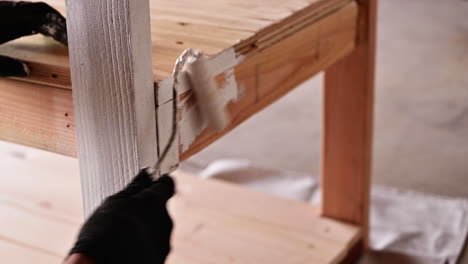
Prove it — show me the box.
[0,162,361,263]
[168,171,362,264]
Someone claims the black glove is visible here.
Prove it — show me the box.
[0,1,67,45]
[69,169,175,264]
[0,55,29,77]
[0,1,68,77]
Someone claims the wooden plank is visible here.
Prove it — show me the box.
[0,144,361,263]
[337,239,364,264]
[178,2,358,161]
[0,142,81,258]
[0,141,81,262]
[0,199,77,257]
[66,0,157,213]
[0,240,62,264]
[321,0,377,246]
[168,171,361,264]
[0,0,353,87]
[0,141,83,222]
[0,79,76,156]
[2,35,71,88]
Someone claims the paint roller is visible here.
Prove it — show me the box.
[185,54,230,132]
[151,51,230,175]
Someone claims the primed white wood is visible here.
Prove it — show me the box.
[157,98,180,174]
[66,0,157,214]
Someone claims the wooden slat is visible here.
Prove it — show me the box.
[3,37,71,88]
[0,79,76,156]
[179,2,358,161]
[0,0,353,87]
[67,0,158,213]
[321,0,376,246]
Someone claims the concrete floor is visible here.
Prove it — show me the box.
[187,0,468,262]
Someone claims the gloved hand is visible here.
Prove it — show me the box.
[0,1,67,45]
[69,169,175,264]
[0,1,67,77]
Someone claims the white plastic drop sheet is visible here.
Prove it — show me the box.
[370,186,468,264]
[181,159,468,264]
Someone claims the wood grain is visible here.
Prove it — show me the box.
[0,156,361,263]
[3,35,71,88]
[0,0,353,88]
[168,171,361,264]
[0,79,76,156]
[179,2,358,161]
[66,0,158,213]
[0,240,62,264]
[321,0,377,246]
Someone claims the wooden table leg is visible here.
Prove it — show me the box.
[321,0,377,249]
[66,0,157,215]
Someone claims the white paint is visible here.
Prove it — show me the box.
[157,77,174,105]
[158,48,243,106]
[156,47,245,172]
[157,100,180,174]
[67,0,156,215]
[158,71,194,105]
[187,55,229,132]
[178,96,206,153]
[156,72,191,174]
[221,68,242,104]
[207,48,244,75]
[178,67,242,153]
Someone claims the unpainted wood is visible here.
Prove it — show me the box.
[66,0,157,213]
[321,0,377,245]
[0,158,361,263]
[179,2,358,161]
[337,239,364,264]
[0,0,353,87]
[0,240,61,264]
[0,78,76,156]
[167,171,361,264]
[4,35,71,88]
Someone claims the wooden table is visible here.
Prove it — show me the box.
[0,0,376,262]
